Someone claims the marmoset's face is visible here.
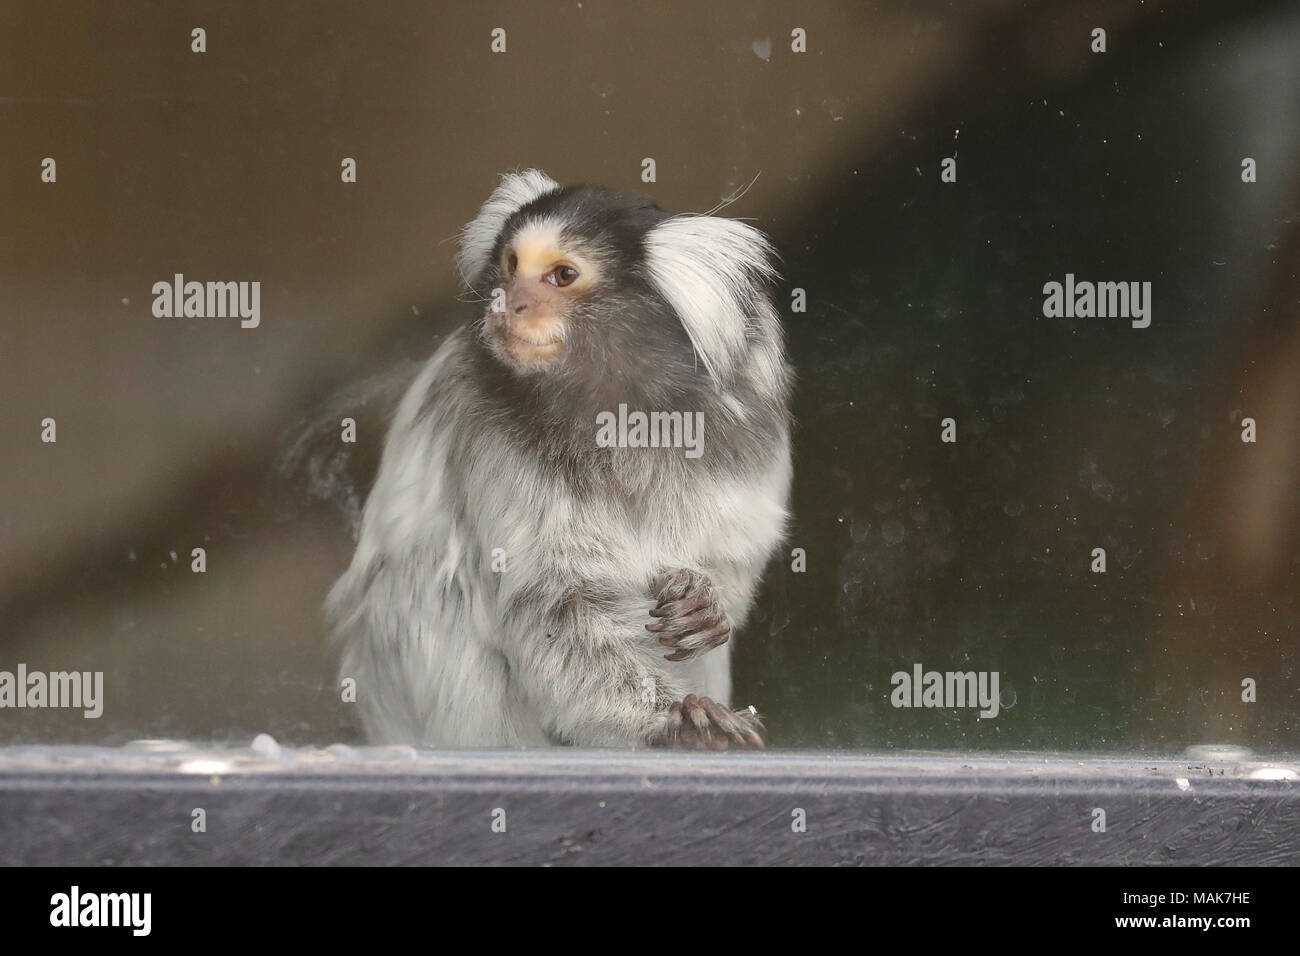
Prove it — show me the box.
[476,186,699,399]
[484,219,602,373]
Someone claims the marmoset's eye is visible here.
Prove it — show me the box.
[549,265,579,287]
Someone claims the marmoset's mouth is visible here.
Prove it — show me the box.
[497,328,565,367]
[507,328,563,348]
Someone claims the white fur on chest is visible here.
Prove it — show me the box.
[366,331,787,614]
[331,330,788,746]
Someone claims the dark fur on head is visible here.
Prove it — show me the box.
[456,182,789,482]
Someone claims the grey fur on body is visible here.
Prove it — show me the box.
[327,170,792,748]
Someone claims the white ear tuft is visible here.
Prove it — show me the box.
[643,215,778,383]
[456,169,559,287]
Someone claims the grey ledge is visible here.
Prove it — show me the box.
[1,742,1297,865]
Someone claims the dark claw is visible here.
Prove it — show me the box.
[647,569,731,661]
[647,696,765,750]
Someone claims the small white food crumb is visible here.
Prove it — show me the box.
[250,733,281,759]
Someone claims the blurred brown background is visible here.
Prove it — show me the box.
[1,0,1297,749]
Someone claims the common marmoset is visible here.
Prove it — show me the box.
[327,170,792,748]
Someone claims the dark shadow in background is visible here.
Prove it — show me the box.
[753,1,1300,748]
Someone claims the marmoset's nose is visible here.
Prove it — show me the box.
[505,279,550,319]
